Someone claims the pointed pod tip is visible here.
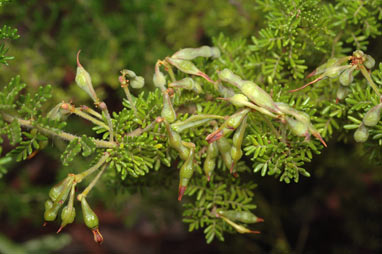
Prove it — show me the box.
[250,230,261,234]
[92,228,104,244]
[207,175,210,182]
[76,50,82,67]
[56,226,63,234]
[257,217,264,223]
[42,222,47,227]
[178,186,186,201]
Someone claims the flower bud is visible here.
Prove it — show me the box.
[363,104,382,127]
[364,54,375,69]
[353,50,364,58]
[75,51,98,103]
[354,124,369,143]
[339,68,354,86]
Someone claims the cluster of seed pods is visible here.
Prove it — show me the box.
[153,46,331,234]
[289,50,380,142]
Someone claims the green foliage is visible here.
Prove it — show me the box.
[1,0,382,250]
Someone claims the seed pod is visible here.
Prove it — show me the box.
[354,124,369,143]
[218,68,243,87]
[353,50,364,58]
[165,121,190,160]
[169,78,203,94]
[363,104,382,127]
[324,65,351,78]
[336,86,349,100]
[161,91,176,123]
[219,215,260,234]
[308,57,340,78]
[230,115,248,172]
[238,81,280,114]
[203,142,219,181]
[171,114,224,133]
[81,198,99,229]
[45,179,73,222]
[339,68,354,86]
[206,109,250,143]
[75,51,98,103]
[47,102,69,121]
[172,46,220,60]
[217,210,264,224]
[217,137,233,172]
[364,54,375,69]
[57,184,76,233]
[166,57,214,83]
[286,117,309,137]
[49,175,75,202]
[178,146,195,201]
[130,76,145,89]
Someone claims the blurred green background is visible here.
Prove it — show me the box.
[0,0,381,253]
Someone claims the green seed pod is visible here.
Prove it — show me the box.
[47,102,68,121]
[161,92,176,123]
[58,206,76,232]
[219,215,260,234]
[130,76,145,89]
[172,46,220,60]
[75,51,98,103]
[166,57,214,83]
[276,102,310,124]
[81,198,99,229]
[238,81,280,114]
[336,86,349,100]
[203,142,218,181]
[49,175,74,202]
[217,137,233,172]
[45,177,74,222]
[45,200,53,211]
[230,115,248,172]
[178,147,195,201]
[217,210,263,224]
[165,122,189,160]
[354,124,369,143]
[44,204,60,222]
[286,117,309,137]
[153,63,166,91]
[218,68,243,87]
[169,77,203,94]
[324,65,350,78]
[226,94,250,107]
[171,114,224,133]
[339,68,354,86]
[315,58,340,75]
[363,104,382,127]
[364,54,375,69]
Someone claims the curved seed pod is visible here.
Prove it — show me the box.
[166,57,214,83]
[203,142,219,181]
[49,175,74,201]
[81,198,99,229]
[286,117,309,137]
[354,124,369,143]
[206,109,250,143]
[238,81,281,114]
[217,210,264,224]
[130,76,145,89]
[324,65,351,78]
[178,146,195,201]
[275,102,309,124]
[217,137,233,173]
[339,68,354,86]
[219,215,260,234]
[75,51,98,103]
[171,114,224,133]
[165,122,190,160]
[230,115,248,172]
[172,46,220,60]
[363,104,382,127]
[161,91,176,123]
[364,54,375,69]
[336,86,349,100]
[307,57,340,78]
[218,68,243,87]
[169,78,203,94]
